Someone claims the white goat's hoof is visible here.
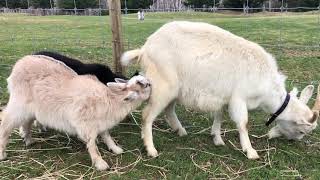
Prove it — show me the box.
[147,147,158,157]
[213,136,225,146]
[111,146,123,155]
[95,159,109,171]
[25,138,35,147]
[19,128,26,138]
[37,127,47,133]
[0,151,7,161]
[247,149,259,159]
[178,128,187,136]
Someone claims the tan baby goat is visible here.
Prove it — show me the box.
[0,55,151,170]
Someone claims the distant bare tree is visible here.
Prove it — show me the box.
[100,0,108,9]
[151,0,186,10]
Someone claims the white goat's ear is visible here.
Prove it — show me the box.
[268,126,282,139]
[289,87,299,97]
[299,85,314,104]
[107,82,126,91]
[114,78,128,83]
[123,91,138,101]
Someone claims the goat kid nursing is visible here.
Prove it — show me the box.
[0,55,151,170]
[21,51,133,133]
[121,21,320,159]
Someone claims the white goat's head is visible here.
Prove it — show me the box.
[107,75,151,102]
[268,85,320,140]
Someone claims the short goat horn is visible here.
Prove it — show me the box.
[310,84,320,123]
[312,84,320,111]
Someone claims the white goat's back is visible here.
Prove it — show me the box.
[123,21,282,111]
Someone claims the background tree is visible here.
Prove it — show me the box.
[0,0,7,8]
[4,0,28,8]
[287,0,319,8]
[57,0,99,9]
[223,0,264,8]
[184,0,214,8]
[121,0,152,9]
[30,0,51,8]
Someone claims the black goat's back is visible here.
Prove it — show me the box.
[34,51,128,84]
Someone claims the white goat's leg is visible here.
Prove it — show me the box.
[86,137,109,170]
[164,101,187,136]
[142,98,174,157]
[101,131,123,154]
[0,112,18,160]
[229,97,259,159]
[141,71,179,157]
[142,104,163,157]
[19,120,35,146]
[210,111,225,146]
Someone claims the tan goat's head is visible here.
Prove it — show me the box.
[107,75,151,102]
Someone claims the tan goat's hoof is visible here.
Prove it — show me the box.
[95,159,109,171]
[0,151,7,161]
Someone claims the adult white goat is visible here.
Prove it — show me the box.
[0,55,151,170]
[121,21,319,159]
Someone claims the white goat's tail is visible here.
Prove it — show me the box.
[121,49,142,66]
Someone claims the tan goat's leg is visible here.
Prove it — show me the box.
[86,138,109,170]
[0,112,17,160]
[19,120,35,146]
[101,131,123,154]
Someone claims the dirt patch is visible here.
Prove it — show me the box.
[284,49,320,58]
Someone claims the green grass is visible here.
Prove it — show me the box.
[0,12,320,179]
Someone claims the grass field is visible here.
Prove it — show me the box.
[0,12,320,179]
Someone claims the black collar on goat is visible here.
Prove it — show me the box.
[266,93,291,126]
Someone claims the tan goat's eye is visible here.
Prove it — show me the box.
[137,81,144,86]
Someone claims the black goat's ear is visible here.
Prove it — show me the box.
[130,70,140,78]
[115,78,128,83]
[134,71,140,76]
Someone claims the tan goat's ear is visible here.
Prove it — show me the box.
[114,78,128,83]
[299,85,314,104]
[289,87,299,97]
[123,91,138,101]
[107,82,126,91]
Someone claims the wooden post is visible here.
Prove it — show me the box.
[108,0,124,75]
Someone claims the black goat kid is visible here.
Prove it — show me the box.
[34,51,138,83]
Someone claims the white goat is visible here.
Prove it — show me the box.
[0,55,151,170]
[121,21,319,159]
